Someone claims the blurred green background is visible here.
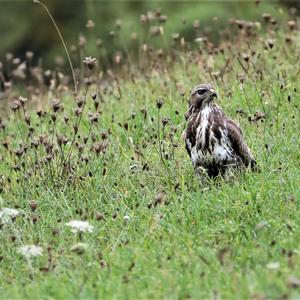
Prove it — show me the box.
[0,0,298,68]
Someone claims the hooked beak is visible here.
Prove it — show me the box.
[209,89,217,99]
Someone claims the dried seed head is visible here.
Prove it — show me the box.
[36,109,43,118]
[262,13,271,23]
[157,49,163,58]
[83,136,89,144]
[245,21,254,31]
[114,52,122,64]
[115,19,122,29]
[270,18,276,26]
[15,148,24,157]
[109,31,115,38]
[101,132,108,140]
[50,113,57,122]
[6,53,13,61]
[242,53,250,62]
[4,81,12,90]
[212,72,220,80]
[155,8,161,17]
[83,56,97,70]
[159,15,167,23]
[77,97,85,108]
[161,117,169,127]
[84,77,93,86]
[86,19,95,29]
[131,32,138,42]
[70,243,87,255]
[139,107,147,119]
[10,100,21,112]
[195,37,207,44]
[94,101,99,111]
[62,136,69,145]
[29,200,38,212]
[51,99,61,112]
[92,142,107,154]
[26,51,34,60]
[64,114,69,123]
[75,142,84,153]
[235,20,245,30]
[140,14,147,24]
[95,212,104,221]
[238,74,246,84]
[156,98,164,109]
[70,45,77,53]
[288,20,296,31]
[152,191,167,207]
[78,34,86,47]
[285,35,293,44]
[193,20,200,29]
[172,32,180,41]
[150,26,164,36]
[31,138,39,148]
[180,37,186,48]
[18,96,27,107]
[13,57,21,65]
[266,39,274,49]
[88,112,99,123]
[142,44,148,52]
[91,93,97,101]
[75,107,83,117]
[24,115,31,125]
[96,38,102,48]
[147,11,155,21]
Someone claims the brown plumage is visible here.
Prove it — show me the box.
[184,83,256,178]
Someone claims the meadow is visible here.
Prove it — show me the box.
[0,4,300,299]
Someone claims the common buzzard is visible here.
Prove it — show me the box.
[185,83,256,178]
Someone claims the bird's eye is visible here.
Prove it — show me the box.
[197,89,206,95]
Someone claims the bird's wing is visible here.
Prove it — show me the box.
[225,118,256,167]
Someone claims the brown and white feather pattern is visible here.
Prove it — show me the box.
[185,83,256,178]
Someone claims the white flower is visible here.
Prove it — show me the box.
[266,262,280,270]
[123,215,130,224]
[194,37,206,44]
[0,207,20,224]
[18,245,43,259]
[66,220,94,233]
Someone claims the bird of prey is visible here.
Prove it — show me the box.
[184,83,256,178]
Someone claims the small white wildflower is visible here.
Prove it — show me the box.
[123,215,130,224]
[0,207,20,224]
[18,245,43,259]
[154,213,163,223]
[66,220,94,233]
[194,37,207,44]
[266,262,280,270]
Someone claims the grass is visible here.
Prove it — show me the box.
[0,12,300,299]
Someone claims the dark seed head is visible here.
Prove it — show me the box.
[156,98,164,109]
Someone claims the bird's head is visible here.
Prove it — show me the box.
[189,83,217,109]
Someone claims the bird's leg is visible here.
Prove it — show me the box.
[223,167,236,183]
[195,166,211,186]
